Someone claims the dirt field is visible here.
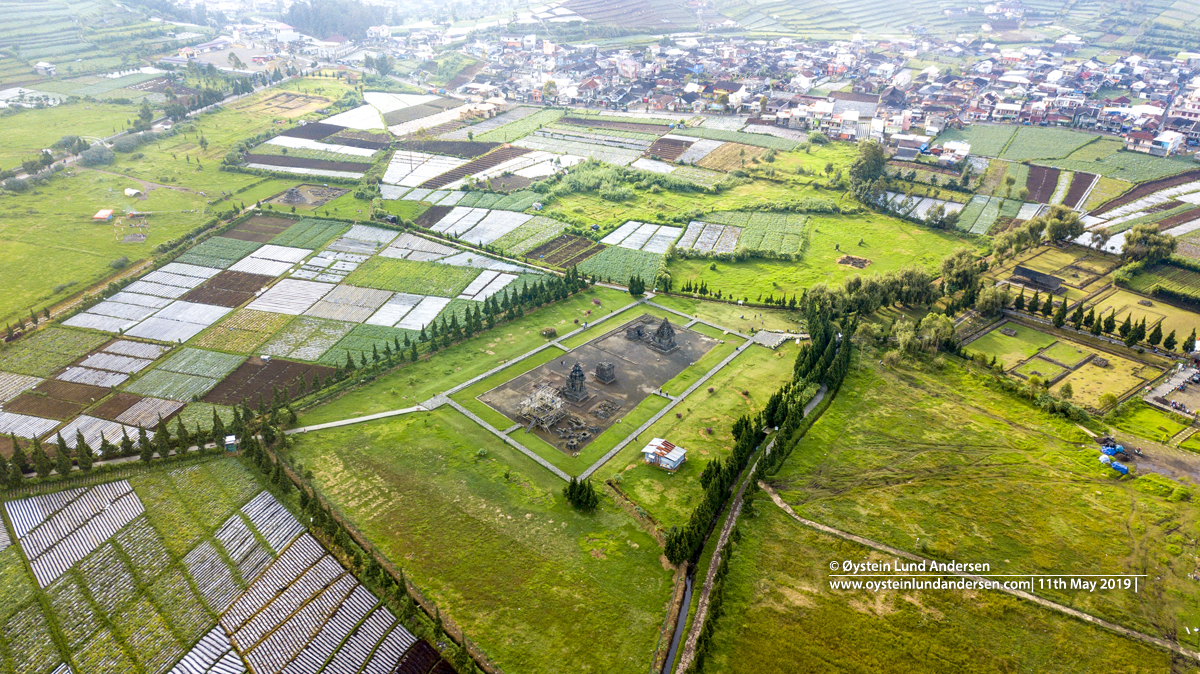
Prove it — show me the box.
[420,147,531,189]
[202,356,334,406]
[34,379,106,405]
[238,92,329,118]
[222,216,293,243]
[90,392,144,420]
[327,129,392,150]
[645,137,693,162]
[1063,172,1096,210]
[1026,165,1061,204]
[478,314,718,454]
[4,392,83,420]
[414,205,453,228]
[1091,168,1200,216]
[395,140,499,159]
[526,235,604,267]
[278,122,345,141]
[183,270,275,308]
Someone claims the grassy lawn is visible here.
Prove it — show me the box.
[702,504,1172,673]
[1108,400,1187,443]
[0,168,212,326]
[965,322,1057,370]
[649,295,805,334]
[1012,358,1067,380]
[604,342,801,529]
[0,100,136,168]
[666,212,970,300]
[296,287,637,426]
[1091,289,1200,343]
[765,356,1199,639]
[1050,352,1157,409]
[286,409,673,674]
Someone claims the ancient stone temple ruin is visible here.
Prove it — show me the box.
[518,385,566,431]
[627,317,679,354]
[595,361,616,384]
[559,362,590,403]
[279,187,306,204]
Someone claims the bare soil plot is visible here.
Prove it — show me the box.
[3,393,82,421]
[526,235,604,267]
[183,271,275,309]
[419,147,532,189]
[243,154,372,173]
[559,116,671,134]
[394,140,499,158]
[478,314,717,454]
[488,174,535,192]
[1025,165,1061,204]
[33,379,107,405]
[278,122,345,141]
[327,129,392,150]
[203,357,334,406]
[644,137,693,161]
[413,205,453,228]
[90,392,144,421]
[222,216,293,244]
[1063,172,1097,209]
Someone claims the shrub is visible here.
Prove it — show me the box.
[79,146,115,167]
[110,256,130,270]
[540,327,557,338]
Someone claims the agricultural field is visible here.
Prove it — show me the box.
[934,124,1017,158]
[0,101,136,169]
[286,408,673,674]
[696,142,770,171]
[707,356,1198,670]
[704,211,809,256]
[1000,127,1099,161]
[577,246,664,285]
[672,128,799,151]
[1046,139,1197,183]
[473,108,566,143]
[346,257,481,297]
[192,310,294,354]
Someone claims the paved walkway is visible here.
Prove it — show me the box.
[580,338,754,480]
[285,406,425,435]
[758,483,1200,664]
[445,399,570,481]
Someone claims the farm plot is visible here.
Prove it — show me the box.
[243,154,371,176]
[1001,127,1098,162]
[697,142,770,171]
[491,216,569,256]
[522,234,604,268]
[183,271,276,309]
[379,233,457,262]
[4,392,82,421]
[345,257,481,297]
[420,146,532,189]
[454,150,581,187]
[125,301,233,344]
[262,135,380,159]
[578,246,664,285]
[539,125,656,150]
[677,221,743,254]
[671,165,727,188]
[321,104,385,130]
[222,216,295,244]
[675,138,725,165]
[0,371,40,404]
[388,105,477,137]
[244,163,364,180]
[324,225,399,256]
[629,158,677,174]
[1064,172,1099,210]
[125,369,222,402]
[435,252,526,273]
[272,219,349,250]
[382,151,469,187]
[278,123,345,141]
[167,628,242,674]
[1026,165,1062,204]
[935,124,1017,158]
[55,339,168,390]
[247,279,335,316]
[229,245,312,277]
[461,210,536,246]
[457,270,519,301]
[471,108,566,143]
[292,250,370,283]
[704,211,809,256]
[394,140,499,158]
[1089,170,1200,217]
[512,135,640,165]
[0,411,59,439]
[672,127,799,151]
[202,357,335,406]
[116,397,184,429]
[6,480,144,587]
[0,328,108,378]
[559,116,671,135]
[327,129,393,151]
[194,309,295,352]
[177,237,263,270]
[601,221,682,254]
[304,285,395,323]
[396,297,452,330]
[261,317,355,362]
[321,324,419,367]
[645,136,694,161]
[364,294,424,328]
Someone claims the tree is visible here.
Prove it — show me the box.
[1042,205,1085,243]
[1103,310,1117,335]
[1123,223,1177,263]
[1060,382,1073,400]
[1014,289,1025,311]
[374,54,394,77]
[974,285,1009,317]
[1040,294,1053,317]
[1070,304,1085,330]
[1090,312,1103,336]
[1187,328,1197,354]
[1148,322,1163,348]
[1052,300,1067,328]
[54,433,71,476]
[31,437,52,478]
[1164,329,1178,352]
[918,313,955,353]
[940,248,980,294]
[139,427,154,463]
[850,140,887,202]
[1118,314,1133,339]
[76,431,94,473]
[716,93,730,109]
[542,79,558,102]
[628,275,645,297]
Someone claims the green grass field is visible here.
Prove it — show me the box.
[750,355,1199,651]
[966,322,1058,370]
[0,101,136,168]
[649,295,805,334]
[666,211,971,300]
[286,408,673,674]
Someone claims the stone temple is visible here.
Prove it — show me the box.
[626,316,678,354]
[559,362,591,403]
[595,361,616,384]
